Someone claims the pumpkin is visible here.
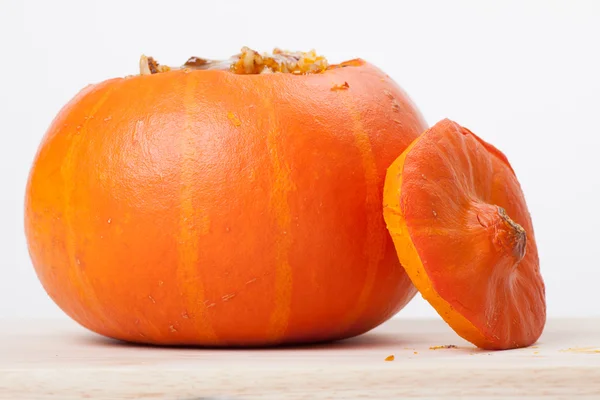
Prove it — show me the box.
[383,119,546,350]
[24,48,428,346]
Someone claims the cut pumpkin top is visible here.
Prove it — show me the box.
[383,119,546,350]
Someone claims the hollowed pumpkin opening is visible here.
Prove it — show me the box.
[139,47,365,76]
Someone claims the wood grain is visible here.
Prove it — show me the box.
[1,318,599,399]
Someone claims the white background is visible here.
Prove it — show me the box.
[1,0,598,321]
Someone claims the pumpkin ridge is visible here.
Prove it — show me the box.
[264,94,294,343]
[336,90,385,336]
[177,72,219,343]
[63,83,122,335]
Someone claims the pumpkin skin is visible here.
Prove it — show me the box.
[24,60,427,346]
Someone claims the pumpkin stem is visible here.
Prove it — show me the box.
[139,47,329,76]
[475,204,527,263]
[497,206,527,263]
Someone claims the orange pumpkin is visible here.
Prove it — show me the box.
[383,119,546,350]
[25,48,427,346]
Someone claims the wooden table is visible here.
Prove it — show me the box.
[1,317,599,399]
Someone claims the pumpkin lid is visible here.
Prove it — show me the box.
[383,119,546,350]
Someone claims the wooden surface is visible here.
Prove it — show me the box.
[1,318,599,399]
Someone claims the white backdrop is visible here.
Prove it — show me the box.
[1,0,598,320]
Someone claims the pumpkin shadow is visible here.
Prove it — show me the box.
[77,330,408,351]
